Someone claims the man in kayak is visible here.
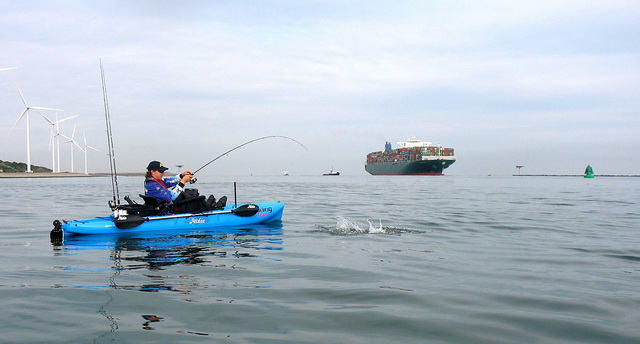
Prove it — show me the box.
[144,160,226,211]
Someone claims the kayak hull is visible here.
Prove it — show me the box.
[61,202,284,235]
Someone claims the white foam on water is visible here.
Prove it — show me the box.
[335,216,366,233]
[335,216,386,234]
[367,219,384,234]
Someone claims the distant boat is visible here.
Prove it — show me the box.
[323,167,340,176]
[283,171,289,176]
[584,165,595,178]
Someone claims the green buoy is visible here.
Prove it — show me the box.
[584,164,595,178]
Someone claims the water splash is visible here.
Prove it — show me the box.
[322,216,414,235]
[367,219,384,234]
[336,216,367,234]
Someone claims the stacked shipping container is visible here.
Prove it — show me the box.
[366,146,456,165]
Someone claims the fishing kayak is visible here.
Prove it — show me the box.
[54,202,285,236]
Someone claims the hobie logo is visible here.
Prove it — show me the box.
[189,218,206,224]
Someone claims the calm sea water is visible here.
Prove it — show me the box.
[1,175,639,343]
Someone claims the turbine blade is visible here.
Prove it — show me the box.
[30,106,64,112]
[0,67,17,71]
[82,131,100,151]
[14,84,28,106]
[55,115,78,124]
[9,109,28,134]
[49,126,55,150]
[38,110,54,124]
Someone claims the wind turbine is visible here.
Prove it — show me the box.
[80,131,100,174]
[39,112,78,173]
[54,116,73,173]
[9,84,63,172]
[61,124,82,173]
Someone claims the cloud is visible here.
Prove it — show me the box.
[1,1,639,175]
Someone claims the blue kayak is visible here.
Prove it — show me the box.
[61,222,284,249]
[58,202,284,236]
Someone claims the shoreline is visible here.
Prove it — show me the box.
[513,174,640,177]
[0,172,145,178]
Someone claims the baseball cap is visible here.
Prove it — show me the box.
[146,161,168,172]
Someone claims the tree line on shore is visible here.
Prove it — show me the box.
[0,160,52,173]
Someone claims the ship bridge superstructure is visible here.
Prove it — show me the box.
[396,136,433,148]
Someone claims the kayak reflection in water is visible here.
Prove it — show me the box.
[143,160,226,214]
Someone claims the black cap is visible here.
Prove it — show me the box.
[147,161,168,172]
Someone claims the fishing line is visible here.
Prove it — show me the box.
[192,135,308,176]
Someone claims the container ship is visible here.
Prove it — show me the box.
[365,137,456,175]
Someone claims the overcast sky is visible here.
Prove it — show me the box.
[1,1,639,176]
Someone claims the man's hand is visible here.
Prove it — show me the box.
[180,170,193,184]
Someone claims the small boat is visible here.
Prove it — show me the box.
[53,198,284,237]
[323,167,340,176]
[283,171,289,176]
[584,164,595,178]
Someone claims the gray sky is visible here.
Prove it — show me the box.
[1,0,639,176]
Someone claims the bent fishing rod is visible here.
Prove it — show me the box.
[187,135,308,183]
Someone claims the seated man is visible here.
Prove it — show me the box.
[144,160,193,207]
[144,160,226,213]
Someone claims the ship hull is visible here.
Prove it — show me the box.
[365,159,455,175]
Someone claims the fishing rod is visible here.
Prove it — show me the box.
[100,59,121,206]
[189,135,308,181]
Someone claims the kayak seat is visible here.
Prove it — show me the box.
[139,194,168,216]
[172,195,210,214]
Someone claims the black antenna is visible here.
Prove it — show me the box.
[100,59,120,205]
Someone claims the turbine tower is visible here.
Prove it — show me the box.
[61,124,82,173]
[80,131,100,174]
[9,84,63,172]
[40,113,78,173]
